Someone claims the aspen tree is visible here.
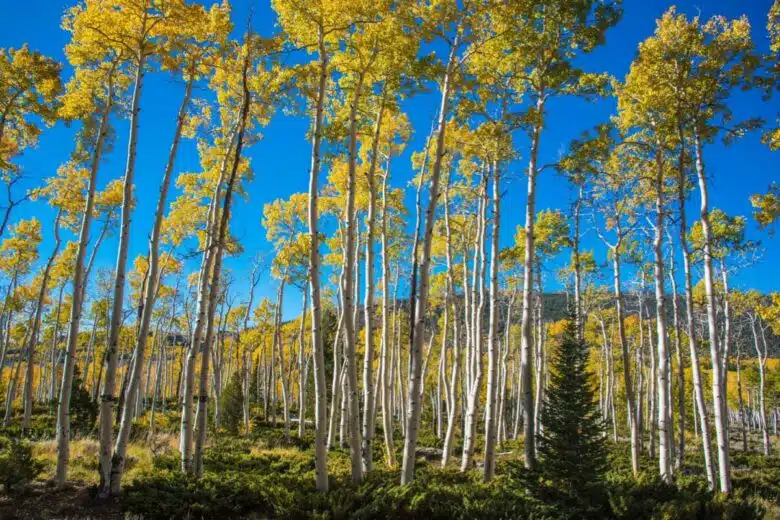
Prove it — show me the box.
[272,0,378,491]
[55,8,131,481]
[105,3,230,494]
[0,45,62,237]
[21,165,86,435]
[497,0,621,468]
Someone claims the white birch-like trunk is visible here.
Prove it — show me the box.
[693,131,729,492]
[483,161,501,481]
[401,42,456,485]
[57,68,116,487]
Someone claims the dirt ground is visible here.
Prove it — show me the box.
[0,483,125,520]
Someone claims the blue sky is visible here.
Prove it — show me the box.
[2,0,778,320]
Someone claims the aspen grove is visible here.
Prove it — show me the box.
[0,0,779,518]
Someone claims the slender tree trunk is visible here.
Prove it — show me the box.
[483,161,501,481]
[751,318,771,456]
[611,235,639,476]
[179,127,237,473]
[675,136,716,488]
[572,184,583,339]
[379,166,396,467]
[693,130,729,493]
[519,97,545,470]
[441,175,461,468]
[22,211,63,434]
[297,285,309,437]
[401,41,457,485]
[667,237,685,470]
[192,51,251,477]
[340,69,366,483]
[461,174,487,472]
[361,95,386,473]
[651,140,671,482]
[57,70,115,487]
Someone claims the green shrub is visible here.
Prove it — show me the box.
[0,436,43,492]
[70,366,98,436]
[219,373,245,435]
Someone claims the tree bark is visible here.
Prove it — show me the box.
[693,130,730,493]
[56,68,115,487]
[483,161,501,481]
[401,41,456,485]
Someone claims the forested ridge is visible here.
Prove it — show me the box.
[0,0,779,519]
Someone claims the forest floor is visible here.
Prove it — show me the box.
[1,417,779,519]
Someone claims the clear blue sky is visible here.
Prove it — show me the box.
[3,0,778,320]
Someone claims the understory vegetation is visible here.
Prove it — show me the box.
[1,411,778,519]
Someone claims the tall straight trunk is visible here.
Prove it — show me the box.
[297,284,309,437]
[693,130,729,493]
[327,306,344,448]
[107,75,193,494]
[610,233,639,476]
[401,40,457,485]
[379,165,396,467]
[751,317,771,455]
[719,265,732,414]
[572,184,583,339]
[341,69,365,483]
[533,267,545,444]
[273,278,291,436]
[667,236,685,469]
[461,174,487,472]
[675,136,715,488]
[483,161,501,481]
[56,69,115,487]
[651,140,672,482]
[22,211,63,434]
[192,49,251,476]
[498,288,516,447]
[519,97,545,470]
[735,345,748,452]
[441,174,460,468]
[361,95,386,473]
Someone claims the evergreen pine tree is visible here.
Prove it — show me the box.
[70,365,98,435]
[524,317,608,518]
[219,373,245,436]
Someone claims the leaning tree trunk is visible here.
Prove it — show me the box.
[192,51,251,477]
[22,210,63,435]
[56,71,115,487]
[178,123,236,472]
[107,73,193,495]
[401,41,456,485]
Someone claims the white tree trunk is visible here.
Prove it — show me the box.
[693,131,730,493]
[519,98,544,469]
[483,161,501,481]
[57,70,116,487]
[401,42,456,485]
